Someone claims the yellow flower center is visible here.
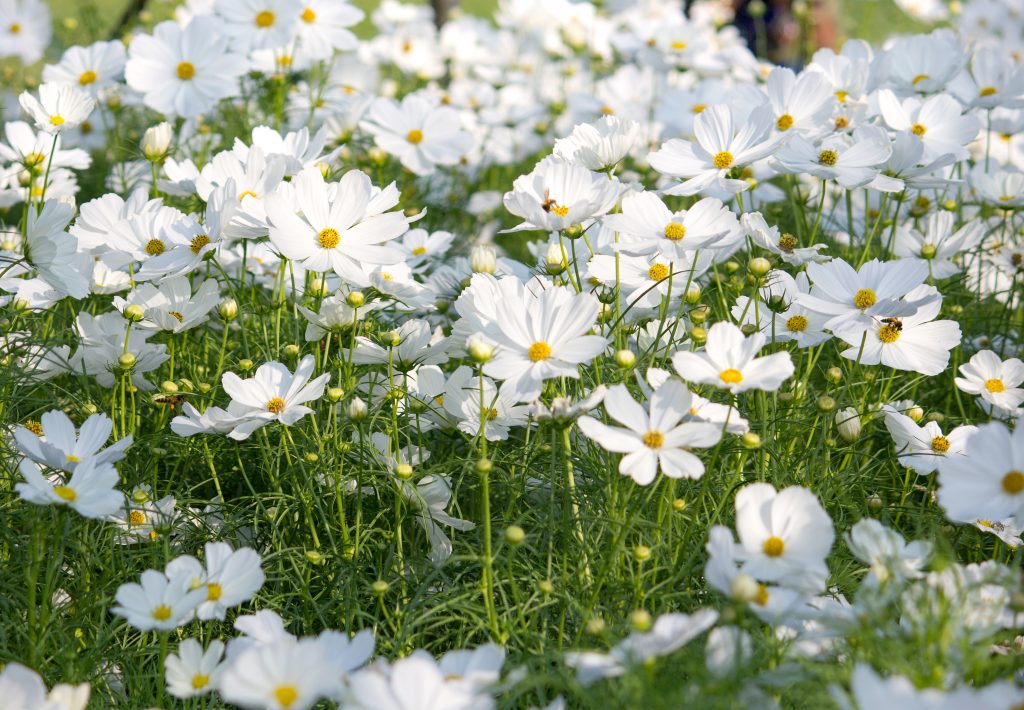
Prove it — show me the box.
[930,436,950,453]
[50,115,65,126]
[777,234,797,253]
[663,222,686,241]
[550,204,569,217]
[853,288,876,309]
[176,62,195,80]
[239,190,258,201]
[670,40,687,51]
[206,582,222,601]
[53,485,77,501]
[692,103,706,113]
[835,116,849,130]
[411,246,427,255]
[911,123,927,137]
[835,90,849,103]
[9,23,21,34]
[600,105,615,115]
[129,510,147,526]
[979,86,998,97]
[786,315,808,333]
[255,10,276,27]
[642,430,664,449]
[190,234,210,254]
[66,454,81,462]
[274,686,299,708]
[168,311,184,322]
[528,341,552,362]
[317,228,340,249]
[763,536,785,557]
[78,70,98,85]
[267,397,286,413]
[755,584,770,606]
[818,149,839,166]
[776,114,794,131]
[301,7,316,22]
[647,263,670,281]
[24,420,42,435]
[985,378,1005,393]
[406,129,424,144]
[719,368,743,384]
[912,73,930,86]
[152,604,172,621]
[191,674,209,689]
[712,151,733,169]
[145,239,165,256]
[1002,471,1024,495]
[878,323,901,343]
[486,407,498,420]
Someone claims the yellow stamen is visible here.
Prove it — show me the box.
[911,73,930,86]
[317,228,340,249]
[190,234,210,254]
[647,263,670,281]
[406,129,423,144]
[985,378,1005,393]
[255,10,276,27]
[206,582,222,601]
[763,536,785,557]
[78,70,98,85]
[818,149,839,166]
[719,368,743,384]
[853,288,876,309]
[411,246,427,255]
[53,485,77,502]
[1002,471,1024,495]
[192,674,209,689]
[152,604,172,621]
[712,151,733,169]
[176,62,195,80]
[979,86,998,97]
[50,115,65,126]
[930,436,950,453]
[528,341,552,362]
[274,686,299,708]
[778,234,797,252]
[145,239,165,256]
[267,397,286,413]
[301,7,316,22]
[168,311,184,322]
[911,123,927,137]
[776,114,794,131]
[642,431,664,449]
[786,315,808,332]
[878,323,901,343]
[663,222,686,241]
[129,510,147,526]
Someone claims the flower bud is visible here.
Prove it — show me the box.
[633,545,652,562]
[741,432,761,449]
[505,525,526,546]
[730,572,760,603]
[824,366,843,383]
[545,243,567,275]
[395,463,414,480]
[614,349,636,368]
[748,257,772,277]
[141,122,172,161]
[371,579,389,595]
[118,352,136,369]
[815,395,836,412]
[867,493,884,511]
[160,380,178,394]
[690,326,707,344]
[124,304,145,322]
[672,498,687,511]
[538,579,554,595]
[685,285,702,304]
[629,609,652,631]
[238,359,254,372]
[585,617,605,635]
[927,411,944,424]
[740,323,758,336]
[347,397,368,420]
[347,291,365,308]
[327,387,345,402]
[690,304,711,323]
[476,458,493,475]
[304,452,318,463]
[283,344,300,359]
[309,277,330,298]
[907,405,924,422]
[470,244,497,274]
[835,407,861,442]
[467,334,494,364]
[919,243,937,259]
[218,298,238,321]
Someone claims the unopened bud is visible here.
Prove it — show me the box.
[124,304,145,322]
[347,291,365,308]
[282,344,300,358]
[160,380,178,394]
[467,334,494,364]
[730,572,760,603]
[741,432,761,449]
[867,494,884,511]
[816,395,836,412]
[470,244,497,274]
[118,352,136,369]
[327,387,345,402]
[835,407,861,442]
[218,298,238,321]
[629,609,652,631]
[238,358,254,372]
[505,525,525,546]
[395,463,414,480]
[748,257,772,277]
[538,579,554,595]
[476,458,493,475]
[371,579,389,595]
[690,326,707,344]
[545,243,567,275]
[633,545,652,562]
[141,122,172,161]
[907,405,924,422]
[347,397,368,420]
[685,285,702,304]
[614,349,636,368]
[919,243,937,259]
[825,366,842,383]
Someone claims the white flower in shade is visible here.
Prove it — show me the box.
[587,250,710,311]
[878,30,965,95]
[1,0,52,64]
[970,165,1024,207]
[343,652,490,710]
[647,104,783,197]
[442,365,531,441]
[480,285,607,402]
[734,483,834,592]
[351,318,449,370]
[114,277,221,333]
[70,311,169,390]
[937,419,1024,524]
[24,200,90,300]
[950,47,1024,110]
[0,663,89,710]
[602,191,740,259]
[170,401,262,438]
[954,350,1024,416]
[552,115,642,171]
[360,94,473,176]
[893,212,985,280]
[293,0,364,59]
[214,0,302,53]
[566,609,719,686]
[44,40,126,94]
[796,258,932,335]
[165,543,265,620]
[846,519,931,587]
[111,569,207,631]
[437,643,505,695]
[502,156,622,233]
[221,355,330,440]
[672,321,794,393]
[399,228,454,267]
[731,270,832,348]
[296,292,367,342]
[233,125,332,177]
[125,17,249,118]
[741,212,828,266]
[165,638,226,699]
[775,125,892,189]
[265,167,409,285]
[20,83,96,134]
[765,66,836,137]
[399,473,475,566]
[14,410,131,472]
[705,626,753,678]
[834,285,961,376]
[876,90,980,162]
[219,636,342,710]
[577,381,722,485]
[882,406,976,475]
[16,457,123,519]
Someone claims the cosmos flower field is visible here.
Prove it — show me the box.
[2,0,1024,707]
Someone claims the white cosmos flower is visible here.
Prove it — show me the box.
[170,401,263,438]
[360,94,474,176]
[23,200,90,299]
[165,638,226,699]
[111,569,207,631]
[882,406,976,475]
[603,191,740,259]
[876,89,980,162]
[950,47,1024,110]
[0,663,89,710]
[125,17,249,118]
[672,321,794,393]
[647,104,784,197]
[293,0,364,59]
[114,277,221,333]
[552,115,642,171]
[219,636,342,710]
[343,652,489,710]
[834,284,961,376]
[351,318,449,369]
[165,542,265,620]
[442,365,531,441]
[14,410,131,472]
[480,285,607,402]
[265,167,409,286]
[502,156,622,233]
[741,212,828,266]
[16,457,124,519]
[43,40,126,94]
[19,82,96,134]
[731,270,832,348]
[878,30,965,95]
[221,355,329,440]
[893,212,985,280]
[214,0,301,53]
[937,419,1024,524]
[399,474,475,566]
[955,350,1024,416]
[71,311,169,391]
[577,381,722,485]
[775,125,892,189]
[734,483,834,593]
[846,518,931,586]
[765,66,836,137]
